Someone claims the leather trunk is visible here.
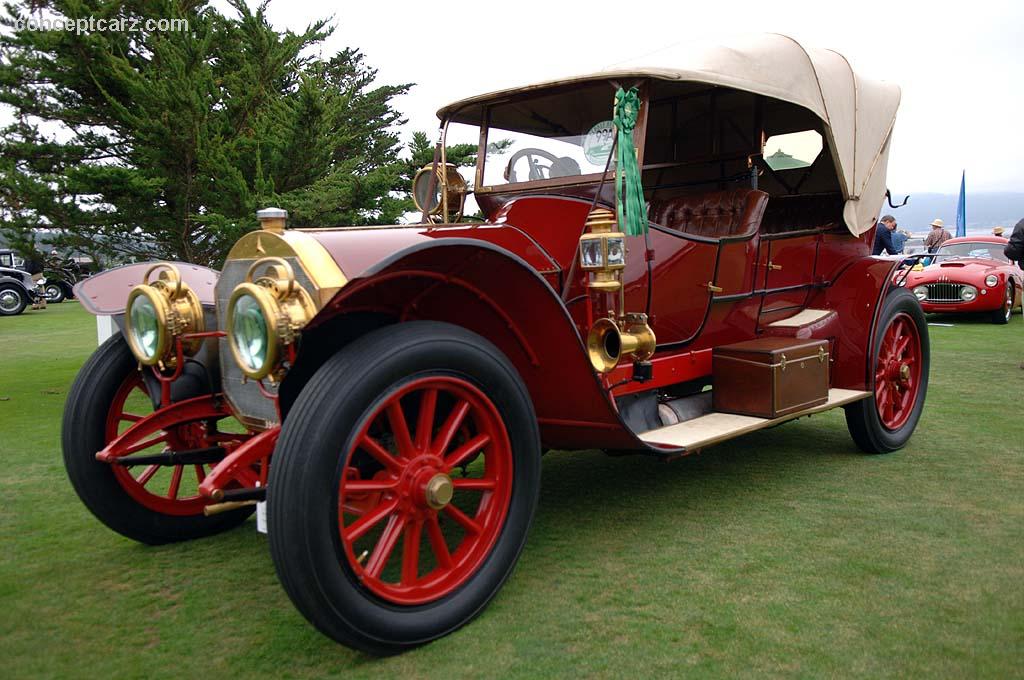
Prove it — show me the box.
[712,337,829,418]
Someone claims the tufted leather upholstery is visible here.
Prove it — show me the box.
[759,194,844,234]
[649,188,768,239]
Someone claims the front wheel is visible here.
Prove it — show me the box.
[845,288,930,453]
[990,282,1013,324]
[0,284,28,316]
[268,322,541,655]
[62,335,254,544]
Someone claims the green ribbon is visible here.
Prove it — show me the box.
[614,87,647,236]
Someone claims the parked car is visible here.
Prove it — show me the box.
[0,248,26,269]
[902,236,1023,323]
[62,34,927,655]
[0,248,94,302]
[0,265,42,316]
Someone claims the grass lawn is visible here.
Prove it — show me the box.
[1,302,1022,678]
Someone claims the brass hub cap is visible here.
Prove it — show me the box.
[899,364,910,381]
[424,473,454,510]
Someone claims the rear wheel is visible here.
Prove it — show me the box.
[845,288,929,453]
[268,322,540,655]
[44,282,65,303]
[990,282,1013,324]
[0,284,28,316]
[62,335,253,544]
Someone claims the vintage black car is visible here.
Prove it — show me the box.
[0,265,41,316]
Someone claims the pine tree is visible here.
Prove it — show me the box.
[0,1,411,267]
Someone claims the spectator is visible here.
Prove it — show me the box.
[891,225,909,253]
[993,226,1005,237]
[872,215,899,255]
[923,218,952,253]
[1005,218,1024,263]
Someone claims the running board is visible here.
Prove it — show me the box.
[639,388,870,451]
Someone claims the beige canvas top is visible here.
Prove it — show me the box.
[437,34,900,236]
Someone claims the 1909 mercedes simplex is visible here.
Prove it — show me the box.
[63,35,928,654]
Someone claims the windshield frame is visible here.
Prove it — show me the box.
[455,80,649,195]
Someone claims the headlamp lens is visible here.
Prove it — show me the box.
[231,293,269,373]
[129,294,160,361]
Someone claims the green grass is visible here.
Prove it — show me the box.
[1,303,1022,678]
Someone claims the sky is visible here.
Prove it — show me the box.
[245,0,1023,195]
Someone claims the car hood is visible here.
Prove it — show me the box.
[904,258,1005,285]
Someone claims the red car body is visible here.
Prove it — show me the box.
[902,236,1022,323]
[64,35,932,654]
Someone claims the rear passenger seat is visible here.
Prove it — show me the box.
[759,194,845,234]
[648,188,768,239]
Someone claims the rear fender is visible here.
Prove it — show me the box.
[806,257,902,390]
[287,240,641,450]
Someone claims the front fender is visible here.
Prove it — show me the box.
[299,239,644,451]
[73,262,219,316]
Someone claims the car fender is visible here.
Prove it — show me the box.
[806,256,904,391]
[289,239,644,451]
[74,262,218,317]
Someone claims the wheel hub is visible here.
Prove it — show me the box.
[424,473,454,510]
[0,290,20,312]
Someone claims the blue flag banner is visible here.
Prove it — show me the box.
[955,171,966,237]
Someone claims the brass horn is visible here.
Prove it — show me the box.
[587,313,656,374]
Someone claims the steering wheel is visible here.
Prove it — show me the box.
[505,148,561,183]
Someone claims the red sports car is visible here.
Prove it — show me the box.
[903,236,1023,324]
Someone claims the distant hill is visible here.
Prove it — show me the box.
[886,192,1024,234]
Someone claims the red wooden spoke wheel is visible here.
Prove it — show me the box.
[337,376,513,605]
[63,335,255,544]
[268,322,540,655]
[105,373,217,516]
[872,312,922,431]
[844,288,929,454]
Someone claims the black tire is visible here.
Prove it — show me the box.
[844,288,930,454]
[268,321,541,655]
[44,282,65,303]
[0,283,28,316]
[990,282,1013,324]
[62,334,253,544]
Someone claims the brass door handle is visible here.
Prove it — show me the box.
[706,282,723,293]
[767,262,782,270]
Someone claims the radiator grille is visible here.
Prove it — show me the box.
[215,256,317,426]
[924,283,964,303]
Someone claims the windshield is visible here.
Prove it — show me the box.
[935,242,1009,262]
[481,81,622,188]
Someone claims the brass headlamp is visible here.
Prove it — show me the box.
[226,256,316,381]
[412,163,468,223]
[582,208,656,374]
[125,264,204,367]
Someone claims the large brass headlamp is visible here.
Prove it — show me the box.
[125,264,205,367]
[226,257,316,381]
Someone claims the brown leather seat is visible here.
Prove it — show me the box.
[649,188,768,239]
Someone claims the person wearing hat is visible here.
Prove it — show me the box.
[992,226,1005,237]
[923,218,952,253]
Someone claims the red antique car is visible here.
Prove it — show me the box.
[902,236,1022,323]
[63,35,928,654]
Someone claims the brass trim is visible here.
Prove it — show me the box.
[225,230,346,308]
[706,282,724,293]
